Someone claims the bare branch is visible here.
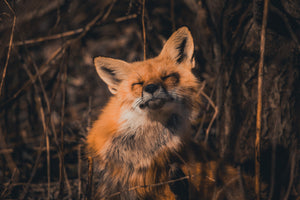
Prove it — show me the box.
[255,0,270,199]
[0,13,16,96]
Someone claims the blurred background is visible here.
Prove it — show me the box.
[0,0,299,199]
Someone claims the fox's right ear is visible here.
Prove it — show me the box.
[94,57,129,94]
[159,27,195,69]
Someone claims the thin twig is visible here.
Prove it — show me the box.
[142,0,146,60]
[0,13,16,96]
[54,0,61,28]
[78,145,82,199]
[0,168,18,199]
[267,138,277,200]
[86,157,94,200]
[198,90,219,143]
[255,0,269,199]
[0,148,13,154]
[195,82,216,140]
[59,54,68,199]
[63,166,72,200]
[114,13,137,23]
[45,104,51,200]
[283,149,296,200]
[13,14,137,47]
[3,0,15,14]
[237,166,246,200]
[87,96,92,132]
[13,28,84,46]
[4,180,79,189]
[0,128,19,175]
[0,127,19,199]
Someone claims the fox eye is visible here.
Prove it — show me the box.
[162,73,180,84]
[131,82,144,90]
[132,82,144,86]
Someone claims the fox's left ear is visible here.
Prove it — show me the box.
[159,27,195,68]
[94,57,129,94]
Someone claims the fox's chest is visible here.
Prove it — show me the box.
[103,115,184,169]
[95,116,185,199]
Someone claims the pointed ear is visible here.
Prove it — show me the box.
[94,57,129,94]
[160,27,195,68]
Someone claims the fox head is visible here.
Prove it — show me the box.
[94,27,199,123]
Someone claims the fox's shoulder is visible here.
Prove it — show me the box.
[86,97,121,156]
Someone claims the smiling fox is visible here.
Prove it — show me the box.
[86,27,250,200]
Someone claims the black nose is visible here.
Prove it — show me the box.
[144,84,159,94]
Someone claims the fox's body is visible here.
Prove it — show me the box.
[87,27,252,200]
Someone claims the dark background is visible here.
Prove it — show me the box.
[0,0,299,199]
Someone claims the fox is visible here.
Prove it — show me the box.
[86,27,255,200]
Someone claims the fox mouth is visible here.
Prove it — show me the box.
[139,97,174,110]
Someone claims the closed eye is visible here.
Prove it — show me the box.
[132,82,144,87]
[131,82,144,93]
[131,82,144,90]
[162,72,180,83]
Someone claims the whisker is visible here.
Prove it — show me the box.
[132,98,144,109]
